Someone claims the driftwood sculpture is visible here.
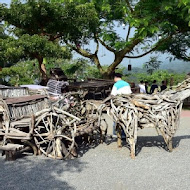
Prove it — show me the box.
[99,77,190,158]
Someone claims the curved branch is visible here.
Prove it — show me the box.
[124,36,172,59]
[124,46,157,59]
[64,40,103,73]
[64,40,93,59]
[97,37,116,53]
[92,54,103,73]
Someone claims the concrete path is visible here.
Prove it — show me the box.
[0,116,190,190]
[181,110,190,118]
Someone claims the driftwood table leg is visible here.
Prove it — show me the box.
[168,138,173,152]
[129,139,136,159]
[5,150,16,161]
[117,126,122,148]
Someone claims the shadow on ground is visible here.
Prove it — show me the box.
[0,154,87,190]
[76,135,102,158]
[96,134,190,157]
[135,135,190,156]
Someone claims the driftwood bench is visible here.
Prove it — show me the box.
[0,144,24,161]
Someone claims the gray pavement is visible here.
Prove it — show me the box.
[1,117,190,190]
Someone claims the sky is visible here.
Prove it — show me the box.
[1,0,186,69]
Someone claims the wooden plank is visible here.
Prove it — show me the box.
[5,95,47,105]
[10,118,31,127]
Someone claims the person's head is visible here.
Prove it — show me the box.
[145,81,148,85]
[162,81,165,85]
[140,80,144,84]
[153,80,157,84]
[114,73,122,82]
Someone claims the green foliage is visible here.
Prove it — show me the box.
[157,32,190,62]
[1,0,190,79]
[0,1,72,78]
[2,0,99,43]
[135,70,186,86]
[0,34,71,67]
[0,60,40,86]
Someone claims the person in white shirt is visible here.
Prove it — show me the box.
[111,73,132,96]
[139,80,146,94]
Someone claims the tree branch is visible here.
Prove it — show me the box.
[124,46,158,59]
[92,54,103,73]
[64,40,93,59]
[124,36,172,59]
[97,37,116,53]
[126,25,131,41]
[125,0,134,12]
[94,34,99,55]
[121,38,142,56]
[64,40,103,73]
[49,34,62,41]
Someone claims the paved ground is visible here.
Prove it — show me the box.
[181,110,190,117]
[0,113,190,190]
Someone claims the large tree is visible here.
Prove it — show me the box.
[1,0,190,79]
[60,0,190,78]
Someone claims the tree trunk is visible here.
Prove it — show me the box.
[101,71,115,79]
[37,56,48,85]
[100,53,124,79]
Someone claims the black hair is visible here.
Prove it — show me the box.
[140,80,144,83]
[153,80,157,83]
[114,73,123,78]
[162,81,165,84]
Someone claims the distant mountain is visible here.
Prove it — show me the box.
[122,61,190,75]
[159,61,190,73]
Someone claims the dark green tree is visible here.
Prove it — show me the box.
[0,1,73,81]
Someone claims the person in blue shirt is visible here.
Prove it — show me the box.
[111,73,132,96]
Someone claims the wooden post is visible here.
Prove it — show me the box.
[117,125,122,148]
[168,138,173,152]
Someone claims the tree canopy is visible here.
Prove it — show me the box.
[59,0,190,78]
[0,0,190,81]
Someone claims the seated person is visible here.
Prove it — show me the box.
[145,81,149,94]
[47,79,69,100]
[139,80,146,94]
[150,80,158,94]
[111,73,132,96]
[160,81,167,91]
